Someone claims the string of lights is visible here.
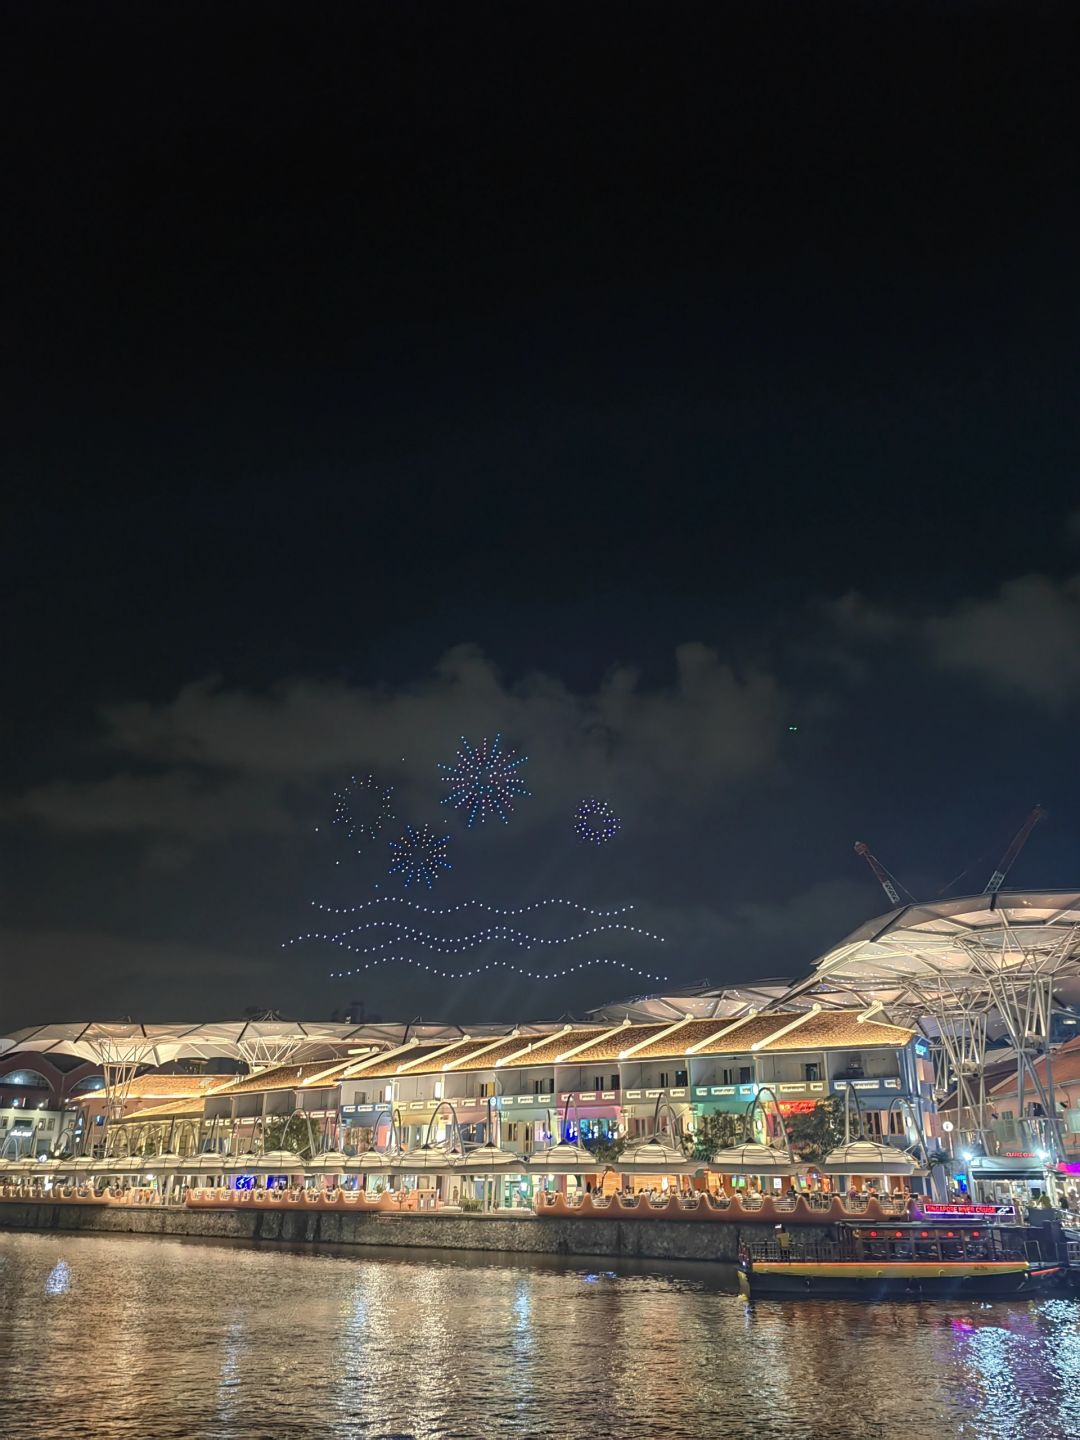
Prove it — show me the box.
[574,797,621,845]
[438,732,529,826]
[387,822,452,889]
[328,956,669,982]
[309,897,638,918]
[284,919,665,955]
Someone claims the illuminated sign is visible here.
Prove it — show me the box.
[1002,1151,1037,1159]
[921,1202,1016,1220]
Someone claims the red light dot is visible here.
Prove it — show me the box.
[895,1231,903,1238]
[946,1231,955,1237]
[869,1230,878,1238]
[920,1231,929,1238]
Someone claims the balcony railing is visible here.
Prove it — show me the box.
[693,1084,757,1102]
[619,1087,688,1104]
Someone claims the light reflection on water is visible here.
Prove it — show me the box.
[0,1232,1078,1439]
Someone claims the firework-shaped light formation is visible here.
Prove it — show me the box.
[438,733,530,826]
[331,774,395,848]
[574,798,621,845]
[388,823,453,890]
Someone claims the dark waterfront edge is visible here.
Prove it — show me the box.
[0,1203,831,1264]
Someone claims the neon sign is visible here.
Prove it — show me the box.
[921,1202,1016,1220]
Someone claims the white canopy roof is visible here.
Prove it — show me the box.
[707,1141,796,1176]
[820,1139,926,1177]
[527,1140,600,1173]
[0,1017,543,1067]
[618,1138,699,1174]
[785,891,1080,1024]
[0,1019,373,1067]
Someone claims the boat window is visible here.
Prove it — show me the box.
[858,1232,891,1260]
[964,1229,990,1260]
[913,1233,940,1261]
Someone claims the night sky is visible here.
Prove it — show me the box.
[4,3,1080,1027]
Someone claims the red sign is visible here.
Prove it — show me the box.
[922,1203,1003,1216]
[776,1100,817,1115]
[1002,1151,1036,1159]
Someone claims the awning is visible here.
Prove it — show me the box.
[969,1155,1048,1181]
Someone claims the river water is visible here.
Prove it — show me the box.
[1,1232,1078,1440]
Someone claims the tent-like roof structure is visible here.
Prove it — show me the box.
[0,1019,371,1066]
[787,892,1080,1020]
[0,1020,388,1123]
[586,982,796,1025]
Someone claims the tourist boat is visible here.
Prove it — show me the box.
[738,1207,1065,1300]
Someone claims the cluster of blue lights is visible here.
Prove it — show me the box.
[574,797,621,845]
[387,823,452,890]
[438,733,529,826]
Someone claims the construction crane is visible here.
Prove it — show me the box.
[983,805,1047,894]
[854,842,909,908]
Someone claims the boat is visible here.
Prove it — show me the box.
[738,1208,1065,1299]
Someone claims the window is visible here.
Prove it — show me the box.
[533,1078,545,1095]
[739,1066,752,1084]
[479,1082,491,1098]
[382,1085,393,1103]
[434,1080,443,1100]
[610,1075,620,1090]
[659,1072,670,1088]
[0,1070,50,1088]
[722,1068,735,1086]
[593,1076,604,1092]
[804,1063,820,1082]
[674,1070,688,1087]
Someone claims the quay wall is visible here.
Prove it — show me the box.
[0,1203,832,1263]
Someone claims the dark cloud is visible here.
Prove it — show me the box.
[10,643,789,842]
[0,930,267,1023]
[826,568,1080,705]
[926,575,1080,704]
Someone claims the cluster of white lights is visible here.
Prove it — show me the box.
[387,822,452,890]
[284,919,665,955]
[328,956,669,983]
[329,774,395,846]
[309,897,637,918]
[438,733,530,826]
